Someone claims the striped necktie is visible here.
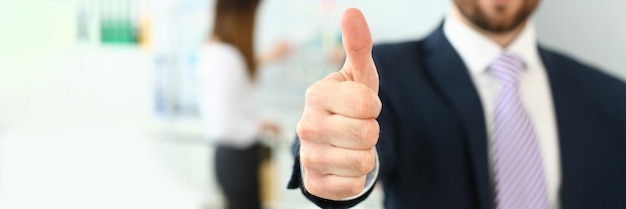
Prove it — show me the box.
[490,53,549,209]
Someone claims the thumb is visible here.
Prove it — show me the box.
[340,8,378,93]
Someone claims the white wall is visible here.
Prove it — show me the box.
[0,1,210,209]
[0,0,76,53]
[256,0,626,79]
[255,0,451,51]
[534,0,626,79]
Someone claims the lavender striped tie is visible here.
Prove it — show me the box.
[490,53,549,209]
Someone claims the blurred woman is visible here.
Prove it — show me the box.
[196,0,287,208]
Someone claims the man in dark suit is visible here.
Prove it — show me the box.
[288,0,626,208]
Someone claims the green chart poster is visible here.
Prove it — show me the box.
[100,0,138,44]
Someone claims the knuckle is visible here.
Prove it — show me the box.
[358,152,376,174]
[304,88,316,104]
[352,157,366,174]
[368,120,381,144]
[355,88,374,117]
[296,120,312,140]
[356,124,370,147]
[300,149,321,169]
[347,178,366,196]
[296,118,322,142]
[303,172,323,195]
[305,173,344,200]
[300,147,333,175]
[363,152,376,173]
[358,120,380,148]
[373,96,383,117]
[305,81,325,106]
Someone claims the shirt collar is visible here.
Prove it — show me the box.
[443,11,541,75]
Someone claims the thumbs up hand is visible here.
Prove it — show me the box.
[296,8,381,200]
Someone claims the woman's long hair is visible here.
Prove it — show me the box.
[212,0,260,79]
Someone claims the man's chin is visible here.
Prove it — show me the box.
[474,19,521,33]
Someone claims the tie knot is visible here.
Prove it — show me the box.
[490,53,526,85]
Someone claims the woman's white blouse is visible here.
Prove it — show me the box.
[196,42,260,148]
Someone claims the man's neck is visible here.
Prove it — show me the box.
[452,7,526,48]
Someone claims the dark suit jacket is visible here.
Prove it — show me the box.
[288,25,626,209]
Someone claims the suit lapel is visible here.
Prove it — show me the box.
[423,27,492,209]
[539,48,584,209]
[419,26,588,209]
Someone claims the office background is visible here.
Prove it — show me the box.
[0,0,624,209]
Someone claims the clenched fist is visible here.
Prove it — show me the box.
[296,8,382,201]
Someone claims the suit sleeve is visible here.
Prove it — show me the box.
[370,43,400,190]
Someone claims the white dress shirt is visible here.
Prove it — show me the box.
[444,12,561,209]
[334,12,563,208]
[196,42,261,148]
